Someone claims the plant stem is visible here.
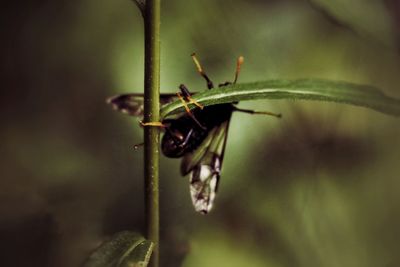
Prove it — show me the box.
[143,0,160,266]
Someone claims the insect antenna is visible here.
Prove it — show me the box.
[218,56,245,87]
[233,56,244,84]
[191,53,214,89]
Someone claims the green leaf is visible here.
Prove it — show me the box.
[160,79,400,118]
[83,231,154,267]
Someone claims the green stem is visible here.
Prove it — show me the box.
[143,0,160,266]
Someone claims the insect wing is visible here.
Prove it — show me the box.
[181,119,231,214]
[106,93,145,116]
[106,93,176,116]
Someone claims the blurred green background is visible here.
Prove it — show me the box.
[2,0,400,266]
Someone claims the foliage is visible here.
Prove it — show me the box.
[161,79,400,118]
[84,232,153,267]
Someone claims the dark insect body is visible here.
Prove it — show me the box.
[107,54,280,214]
[161,103,234,158]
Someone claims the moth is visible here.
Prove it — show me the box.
[107,54,280,214]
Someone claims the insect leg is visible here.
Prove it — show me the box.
[176,92,207,130]
[134,120,173,149]
[179,84,204,109]
[233,107,282,118]
[178,128,194,147]
[139,120,167,127]
[164,127,194,146]
[191,53,214,89]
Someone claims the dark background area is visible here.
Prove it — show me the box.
[1,0,400,266]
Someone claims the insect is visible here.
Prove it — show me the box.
[107,54,281,214]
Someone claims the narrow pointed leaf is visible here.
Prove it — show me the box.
[83,231,153,267]
[120,240,153,267]
[160,79,400,118]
